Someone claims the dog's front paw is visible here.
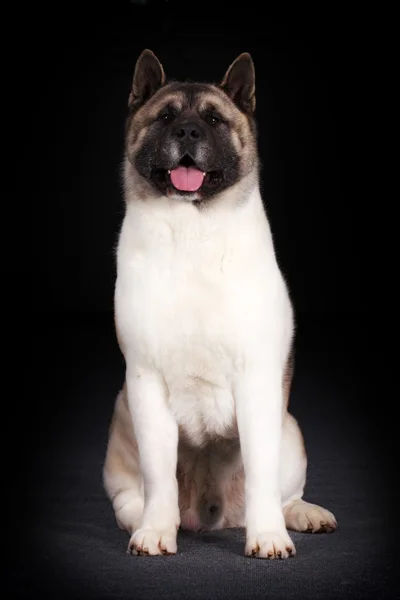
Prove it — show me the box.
[128,527,178,556]
[245,529,296,559]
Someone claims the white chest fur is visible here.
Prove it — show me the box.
[115,184,293,446]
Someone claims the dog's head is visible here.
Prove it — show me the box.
[124,49,258,204]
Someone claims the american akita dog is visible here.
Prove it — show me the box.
[103,49,337,558]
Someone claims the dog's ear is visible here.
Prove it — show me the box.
[129,49,166,110]
[220,53,256,114]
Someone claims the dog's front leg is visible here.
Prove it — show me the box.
[235,364,296,559]
[126,365,180,556]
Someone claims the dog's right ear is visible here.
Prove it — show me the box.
[220,52,256,114]
[128,49,166,110]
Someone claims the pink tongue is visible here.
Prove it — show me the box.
[170,166,205,192]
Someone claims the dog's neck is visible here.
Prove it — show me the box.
[119,162,273,261]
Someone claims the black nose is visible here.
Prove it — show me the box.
[172,121,203,140]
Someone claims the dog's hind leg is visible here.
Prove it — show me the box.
[103,386,144,535]
[280,412,337,534]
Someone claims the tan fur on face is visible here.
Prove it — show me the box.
[197,92,254,152]
[126,91,186,150]
[124,82,257,195]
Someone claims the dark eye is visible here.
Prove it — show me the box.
[159,112,175,124]
[205,113,223,126]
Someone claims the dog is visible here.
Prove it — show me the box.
[103,49,337,559]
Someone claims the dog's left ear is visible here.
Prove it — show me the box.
[220,53,256,114]
[129,49,166,110]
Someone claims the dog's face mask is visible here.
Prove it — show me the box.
[125,50,258,203]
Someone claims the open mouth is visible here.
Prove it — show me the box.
[152,155,222,193]
[168,154,205,192]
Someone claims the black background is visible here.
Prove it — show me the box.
[10,2,391,599]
